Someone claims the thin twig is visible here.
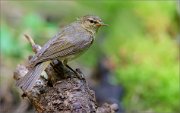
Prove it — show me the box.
[24,34,41,53]
[24,34,35,47]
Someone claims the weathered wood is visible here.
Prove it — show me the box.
[14,34,118,113]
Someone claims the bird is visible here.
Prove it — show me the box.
[16,15,107,92]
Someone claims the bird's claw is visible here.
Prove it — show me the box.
[75,68,85,80]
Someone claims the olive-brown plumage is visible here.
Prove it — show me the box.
[16,15,106,91]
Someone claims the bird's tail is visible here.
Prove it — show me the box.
[16,61,50,92]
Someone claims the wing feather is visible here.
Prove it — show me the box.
[34,35,93,63]
[29,23,93,66]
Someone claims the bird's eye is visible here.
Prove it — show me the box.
[89,20,94,23]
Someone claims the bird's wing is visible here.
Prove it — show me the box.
[28,32,63,65]
[31,33,93,65]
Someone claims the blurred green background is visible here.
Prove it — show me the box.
[0,1,179,113]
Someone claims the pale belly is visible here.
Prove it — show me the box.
[57,49,87,62]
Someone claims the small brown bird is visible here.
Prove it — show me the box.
[17,15,107,92]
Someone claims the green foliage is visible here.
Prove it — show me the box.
[1,1,179,113]
[1,23,23,58]
[115,37,179,112]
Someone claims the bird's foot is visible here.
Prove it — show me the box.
[65,65,84,79]
[75,68,85,80]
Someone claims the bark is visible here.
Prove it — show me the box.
[13,35,118,113]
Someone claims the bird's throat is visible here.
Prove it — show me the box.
[81,24,96,36]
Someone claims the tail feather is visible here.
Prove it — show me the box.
[16,61,50,92]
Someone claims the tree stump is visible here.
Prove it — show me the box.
[13,34,118,113]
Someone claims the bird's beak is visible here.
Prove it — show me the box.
[96,22,108,27]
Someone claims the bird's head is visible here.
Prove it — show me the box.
[78,15,107,34]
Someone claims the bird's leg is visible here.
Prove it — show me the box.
[65,64,76,74]
[63,60,83,79]
[66,64,84,79]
